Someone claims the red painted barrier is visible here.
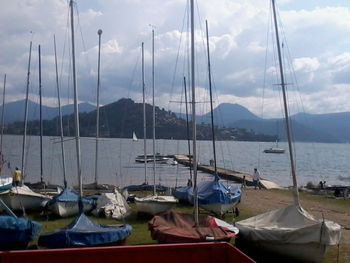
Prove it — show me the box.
[0,242,255,263]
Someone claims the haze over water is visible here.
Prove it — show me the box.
[2,135,349,188]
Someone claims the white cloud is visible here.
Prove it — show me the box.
[293,57,320,72]
[1,0,350,116]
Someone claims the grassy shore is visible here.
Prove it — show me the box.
[27,189,349,262]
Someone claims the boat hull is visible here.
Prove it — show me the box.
[48,201,94,217]
[0,177,12,191]
[200,202,236,216]
[135,196,177,215]
[0,190,50,211]
[236,237,327,263]
[264,148,285,153]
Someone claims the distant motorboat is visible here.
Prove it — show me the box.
[135,154,169,164]
[263,147,285,154]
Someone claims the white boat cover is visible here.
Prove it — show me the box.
[2,185,50,198]
[236,204,341,245]
[92,191,131,220]
[135,195,178,203]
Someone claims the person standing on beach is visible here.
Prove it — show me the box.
[12,167,22,187]
[241,175,246,189]
[253,168,261,190]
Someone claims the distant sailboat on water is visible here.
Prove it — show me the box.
[263,139,285,154]
[132,132,138,142]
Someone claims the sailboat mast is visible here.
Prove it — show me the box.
[38,45,43,184]
[152,29,156,196]
[95,29,103,186]
[190,0,199,224]
[70,0,83,197]
[271,0,299,205]
[142,42,147,184]
[1,74,6,157]
[183,76,192,182]
[53,35,67,188]
[205,20,217,175]
[21,41,32,180]
[0,74,6,177]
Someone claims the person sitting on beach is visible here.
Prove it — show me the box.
[12,167,22,187]
[253,168,261,190]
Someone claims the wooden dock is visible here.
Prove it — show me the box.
[172,154,281,190]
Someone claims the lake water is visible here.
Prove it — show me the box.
[2,135,349,188]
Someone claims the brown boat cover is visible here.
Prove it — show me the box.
[149,210,237,243]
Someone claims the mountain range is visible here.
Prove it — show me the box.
[4,98,275,141]
[194,103,348,143]
[2,99,350,142]
[0,99,95,124]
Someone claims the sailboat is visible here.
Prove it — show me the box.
[173,77,192,203]
[0,78,41,251]
[0,42,50,212]
[46,35,93,218]
[0,74,13,191]
[134,32,177,216]
[149,0,238,243]
[38,1,131,248]
[236,1,341,262]
[175,21,242,216]
[263,141,285,154]
[132,132,138,142]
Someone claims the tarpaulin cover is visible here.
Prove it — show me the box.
[0,215,41,249]
[173,186,191,202]
[38,213,132,248]
[47,188,94,205]
[92,191,131,219]
[149,210,238,243]
[236,204,341,245]
[2,185,49,198]
[188,176,241,205]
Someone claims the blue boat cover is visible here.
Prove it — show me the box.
[0,216,41,250]
[47,188,94,205]
[173,186,191,202]
[38,213,132,248]
[188,176,241,205]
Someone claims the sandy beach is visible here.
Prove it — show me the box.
[238,188,350,263]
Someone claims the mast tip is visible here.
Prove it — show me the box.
[98,29,103,35]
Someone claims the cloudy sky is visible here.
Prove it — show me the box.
[1,0,350,118]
